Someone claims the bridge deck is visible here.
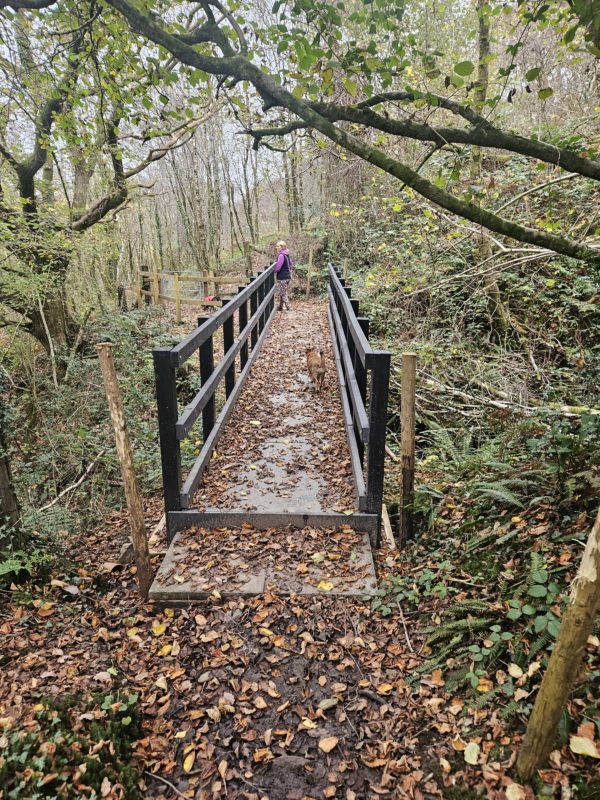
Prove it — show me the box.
[149,302,378,601]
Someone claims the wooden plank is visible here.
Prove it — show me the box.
[176,286,275,439]
[171,265,275,367]
[179,305,275,507]
[167,510,379,535]
[381,503,397,550]
[400,352,417,544]
[328,288,370,441]
[327,306,368,510]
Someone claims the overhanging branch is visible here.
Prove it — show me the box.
[101,0,600,264]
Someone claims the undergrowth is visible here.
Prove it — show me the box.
[0,691,141,799]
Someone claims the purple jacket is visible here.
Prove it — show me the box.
[275,249,292,280]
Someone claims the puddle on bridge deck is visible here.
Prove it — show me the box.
[205,437,327,514]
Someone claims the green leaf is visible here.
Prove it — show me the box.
[454,60,475,76]
[342,77,358,97]
[538,87,554,101]
[525,67,541,81]
[534,615,547,632]
[548,619,561,638]
[532,569,548,583]
[528,584,548,597]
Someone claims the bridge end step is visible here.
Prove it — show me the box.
[149,519,378,605]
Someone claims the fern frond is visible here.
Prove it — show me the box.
[470,481,524,507]
[472,685,504,710]
[425,616,496,647]
[529,630,552,660]
[444,600,491,618]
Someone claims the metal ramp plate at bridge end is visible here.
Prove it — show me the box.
[149,522,377,604]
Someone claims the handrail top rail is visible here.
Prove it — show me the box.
[140,270,247,282]
[328,263,390,367]
[165,264,275,367]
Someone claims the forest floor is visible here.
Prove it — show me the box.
[1,301,598,800]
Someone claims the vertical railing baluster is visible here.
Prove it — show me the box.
[153,348,181,543]
[239,286,248,370]
[222,299,235,397]
[250,281,258,349]
[198,316,215,441]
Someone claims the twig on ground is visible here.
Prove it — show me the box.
[396,600,415,653]
[385,444,399,462]
[144,771,188,799]
[359,688,388,706]
[38,450,106,511]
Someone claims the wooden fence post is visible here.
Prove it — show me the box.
[135,269,142,309]
[366,351,391,546]
[174,272,182,324]
[400,352,417,544]
[152,269,160,305]
[306,246,313,300]
[96,343,152,598]
[153,347,182,543]
[243,241,253,279]
[343,257,348,281]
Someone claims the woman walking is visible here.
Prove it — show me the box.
[274,240,293,311]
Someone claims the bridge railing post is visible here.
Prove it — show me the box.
[365,351,391,546]
[238,287,249,369]
[222,298,235,398]
[250,281,258,350]
[153,347,181,543]
[198,316,216,440]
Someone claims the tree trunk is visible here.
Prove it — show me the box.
[0,434,20,541]
[517,506,600,780]
[0,396,21,549]
[28,287,73,353]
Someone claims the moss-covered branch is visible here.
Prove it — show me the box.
[103,0,600,265]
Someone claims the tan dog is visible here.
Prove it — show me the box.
[306,347,326,392]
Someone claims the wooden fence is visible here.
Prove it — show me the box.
[327,264,391,544]
[154,265,276,541]
[137,269,248,323]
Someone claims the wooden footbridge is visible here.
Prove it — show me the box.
[149,264,392,602]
